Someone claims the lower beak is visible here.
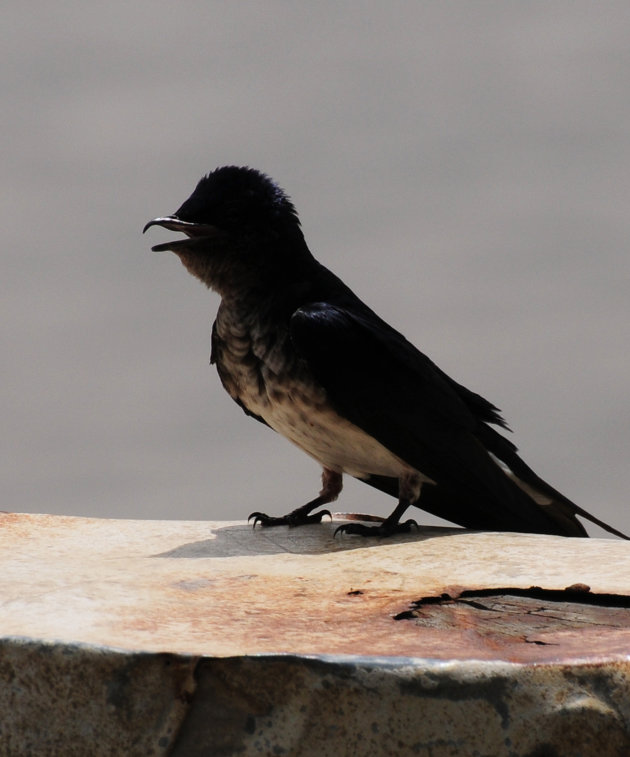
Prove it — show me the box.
[143,216,221,252]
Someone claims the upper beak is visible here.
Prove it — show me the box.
[143,216,221,252]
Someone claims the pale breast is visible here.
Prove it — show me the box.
[262,390,416,480]
[213,304,425,481]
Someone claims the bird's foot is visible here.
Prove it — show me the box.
[334,518,418,538]
[248,509,332,529]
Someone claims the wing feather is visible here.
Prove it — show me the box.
[290,302,588,536]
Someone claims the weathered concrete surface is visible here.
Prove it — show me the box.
[0,640,196,756]
[1,512,630,755]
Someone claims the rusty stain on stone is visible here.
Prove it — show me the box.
[394,585,630,659]
[2,513,630,755]
[1,513,629,664]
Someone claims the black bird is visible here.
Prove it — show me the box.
[144,166,627,539]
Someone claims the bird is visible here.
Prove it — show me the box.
[144,166,627,539]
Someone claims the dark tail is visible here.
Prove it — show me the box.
[361,472,585,536]
[477,424,629,540]
[360,428,628,539]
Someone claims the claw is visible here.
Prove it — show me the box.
[248,511,288,529]
[248,512,265,529]
[311,509,332,524]
[334,518,419,538]
[247,509,332,529]
[248,512,268,528]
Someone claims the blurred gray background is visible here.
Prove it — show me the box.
[3,2,630,536]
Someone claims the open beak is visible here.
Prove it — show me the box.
[143,216,221,252]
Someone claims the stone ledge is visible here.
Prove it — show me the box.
[2,513,630,755]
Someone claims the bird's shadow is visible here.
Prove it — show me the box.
[151,519,468,559]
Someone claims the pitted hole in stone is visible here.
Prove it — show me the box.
[393,585,630,642]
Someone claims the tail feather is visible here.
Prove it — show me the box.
[477,424,629,540]
[360,472,587,536]
[359,425,628,540]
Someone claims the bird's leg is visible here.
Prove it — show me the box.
[335,472,422,537]
[249,468,342,528]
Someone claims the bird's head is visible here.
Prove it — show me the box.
[143,166,310,296]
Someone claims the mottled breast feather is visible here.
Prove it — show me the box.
[210,299,418,481]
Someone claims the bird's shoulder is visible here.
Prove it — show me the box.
[289,291,507,432]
